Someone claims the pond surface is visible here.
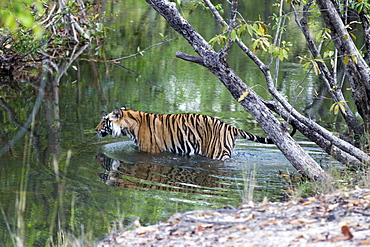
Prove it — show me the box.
[0,0,344,245]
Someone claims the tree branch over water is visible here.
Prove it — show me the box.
[145,0,329,180]
[144,0,370,176]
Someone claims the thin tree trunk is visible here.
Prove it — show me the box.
[360,12,370,64]
[292,0,364,135]
[202,0,370,168]
[145,0,329,180]
[316,0,370,134]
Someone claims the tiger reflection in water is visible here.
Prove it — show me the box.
[96,153,232,194]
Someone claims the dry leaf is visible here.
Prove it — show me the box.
[238,88,250,102]
[348,199,361,205]
[360,239,370,245]
[330,225,353,242]
[196,225,203,233]
[290,218,317,225]
[136,226,156,235]
[312,236,326,243]
[328,203,339,211]
[259,219,280,227]
[262,196,269,206]
[341,225,353,239]
[302,197,317,206]
[245,213,254,221]
[363,193,370,201]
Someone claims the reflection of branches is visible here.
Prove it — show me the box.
[111,63,156,86]
[0,99,30,131]
[0,78,46,156]
[109,39,172,63]
[0,44,88,157]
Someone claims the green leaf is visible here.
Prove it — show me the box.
[237,24,247,37]
[315,30,323,42]
[339,103,347,115]
[333,104,339,115]
[343,55,349,65]
[330,100,347,115]
[18,12,34,28]
[220,25,228,34]
[282,49,289,60]
[246,24,254,37]
[329,103,335,113]
[323,50,334,58]
[303,62,310,71]
[312,61,321,75]
[353,55,358,64]
[230,29,237,42]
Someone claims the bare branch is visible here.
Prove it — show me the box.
[205,0,370,166]
[109,40,172,63]
[146,0,329,180]
[175,51,204,65]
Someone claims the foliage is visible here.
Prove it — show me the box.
[0,0,46,57]
[348,0,370,14]
[0,0,44,39]
[330,100,347,115]
[0,0,106,60]
[297,55,324,75]
[208,12,292,61]
[204,0,370,138]
[289,168,369,199]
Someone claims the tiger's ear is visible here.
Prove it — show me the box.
[113,108,122,118]
[121,106,126,110]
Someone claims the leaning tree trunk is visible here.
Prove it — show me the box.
[203,0,370,170]
[145,0,329,180]
[359,11,370,65]
[292,0,364,135]
[316,0,370,134]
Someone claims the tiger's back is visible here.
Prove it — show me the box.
[96,107,275,160]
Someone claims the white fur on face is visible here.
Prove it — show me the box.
[112,122,122,138]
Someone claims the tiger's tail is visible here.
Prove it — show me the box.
[236,127,296,145]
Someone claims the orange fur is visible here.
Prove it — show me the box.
[96,108,276,160]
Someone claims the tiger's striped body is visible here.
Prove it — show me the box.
[96,107,275,160]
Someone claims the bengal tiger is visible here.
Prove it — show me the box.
[95,107,295,160]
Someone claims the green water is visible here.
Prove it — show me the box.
[0,1,344,245]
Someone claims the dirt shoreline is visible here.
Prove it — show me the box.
[96,187,370,247]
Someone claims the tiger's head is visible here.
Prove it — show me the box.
[96,106,126,138]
